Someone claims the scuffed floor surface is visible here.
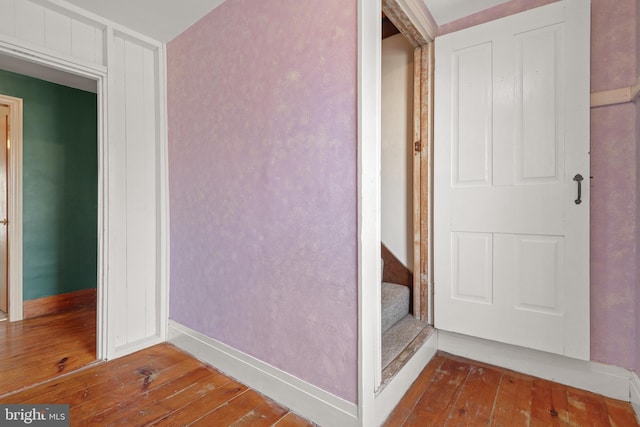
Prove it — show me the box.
[0,341,315,426]
[384,352,640,426]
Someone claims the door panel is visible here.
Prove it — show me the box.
[452,232,493,304]
[452,42,492,187]
[515,25,564,184]
[434,0,590,359]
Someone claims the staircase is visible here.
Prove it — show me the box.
[381,259,428,369]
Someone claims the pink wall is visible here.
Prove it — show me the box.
[590,0,640,372]
[637,100,640,374]
[166,0,358,402]
[442,0,640,370]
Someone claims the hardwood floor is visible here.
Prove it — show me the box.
[0,307,312,425]
[2,307,638,426]
[384,353,640,426]
[0,342,314,426]
[0,305,97,396]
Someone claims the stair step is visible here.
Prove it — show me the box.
[381,314,428,369]
[381,282,410,334]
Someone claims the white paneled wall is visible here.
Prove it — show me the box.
[0,0,168,359]
[109,34,160,351]
[0,0,105,67]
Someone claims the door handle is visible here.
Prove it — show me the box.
[0,219,7,225]
[573,174,583,204]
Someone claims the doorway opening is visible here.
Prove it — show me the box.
[378,2,435,386]
[380,18,427,375]
[0,59,100,393]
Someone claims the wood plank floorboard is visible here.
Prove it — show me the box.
[2,307,638,426]
[0,307,314,427]
[0,305,96,397]
[490,371,533,426]
[384,352,640,427]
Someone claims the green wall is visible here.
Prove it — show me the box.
[0,69,97,301]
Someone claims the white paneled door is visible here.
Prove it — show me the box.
[434,0,590,359]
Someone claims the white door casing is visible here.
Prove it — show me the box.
[0,94,22,323]
[434,0,590,360]
[0,105,6,314]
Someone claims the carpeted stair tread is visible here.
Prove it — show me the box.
[381,282,410,334]
[381,314,428,369]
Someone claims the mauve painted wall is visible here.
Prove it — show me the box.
[441,0,640,371]
[590,0,639,372]
[166,0,358,402]
[637,100,640,374]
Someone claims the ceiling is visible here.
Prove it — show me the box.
[61,0,512,43]
[0,0,514,90]
[62,0,226,43]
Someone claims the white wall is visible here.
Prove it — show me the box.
[381,33,413,270]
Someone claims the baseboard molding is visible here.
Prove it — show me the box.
[375,328,438,426]
[438,330,631,401]
[631,371,640,418]
[23,288,97,319]
[168,320,358,427]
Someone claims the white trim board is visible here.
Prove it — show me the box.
[0,94,23,322]
[631,371,640,419]
[167,321,639,426]
[168,321,359,427]
[357,0,382,424]
[438,330,631,401]
[374,330,438,426]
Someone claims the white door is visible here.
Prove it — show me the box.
[434,0,590,360]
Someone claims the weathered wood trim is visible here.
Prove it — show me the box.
[382,0,437,47]
[411,43,434,323]
[590,75,640,107]
[23,288,97,319]
[422,43,435,325]
[374,327,438,425]
[412,46,423,320]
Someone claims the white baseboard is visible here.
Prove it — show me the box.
[631,371,640,419]
[374,330,438,426]
[168,320,358,427]
[438,330,631,401]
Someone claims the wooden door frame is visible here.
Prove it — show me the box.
[0,94,22,322]
[382,0,435,323]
